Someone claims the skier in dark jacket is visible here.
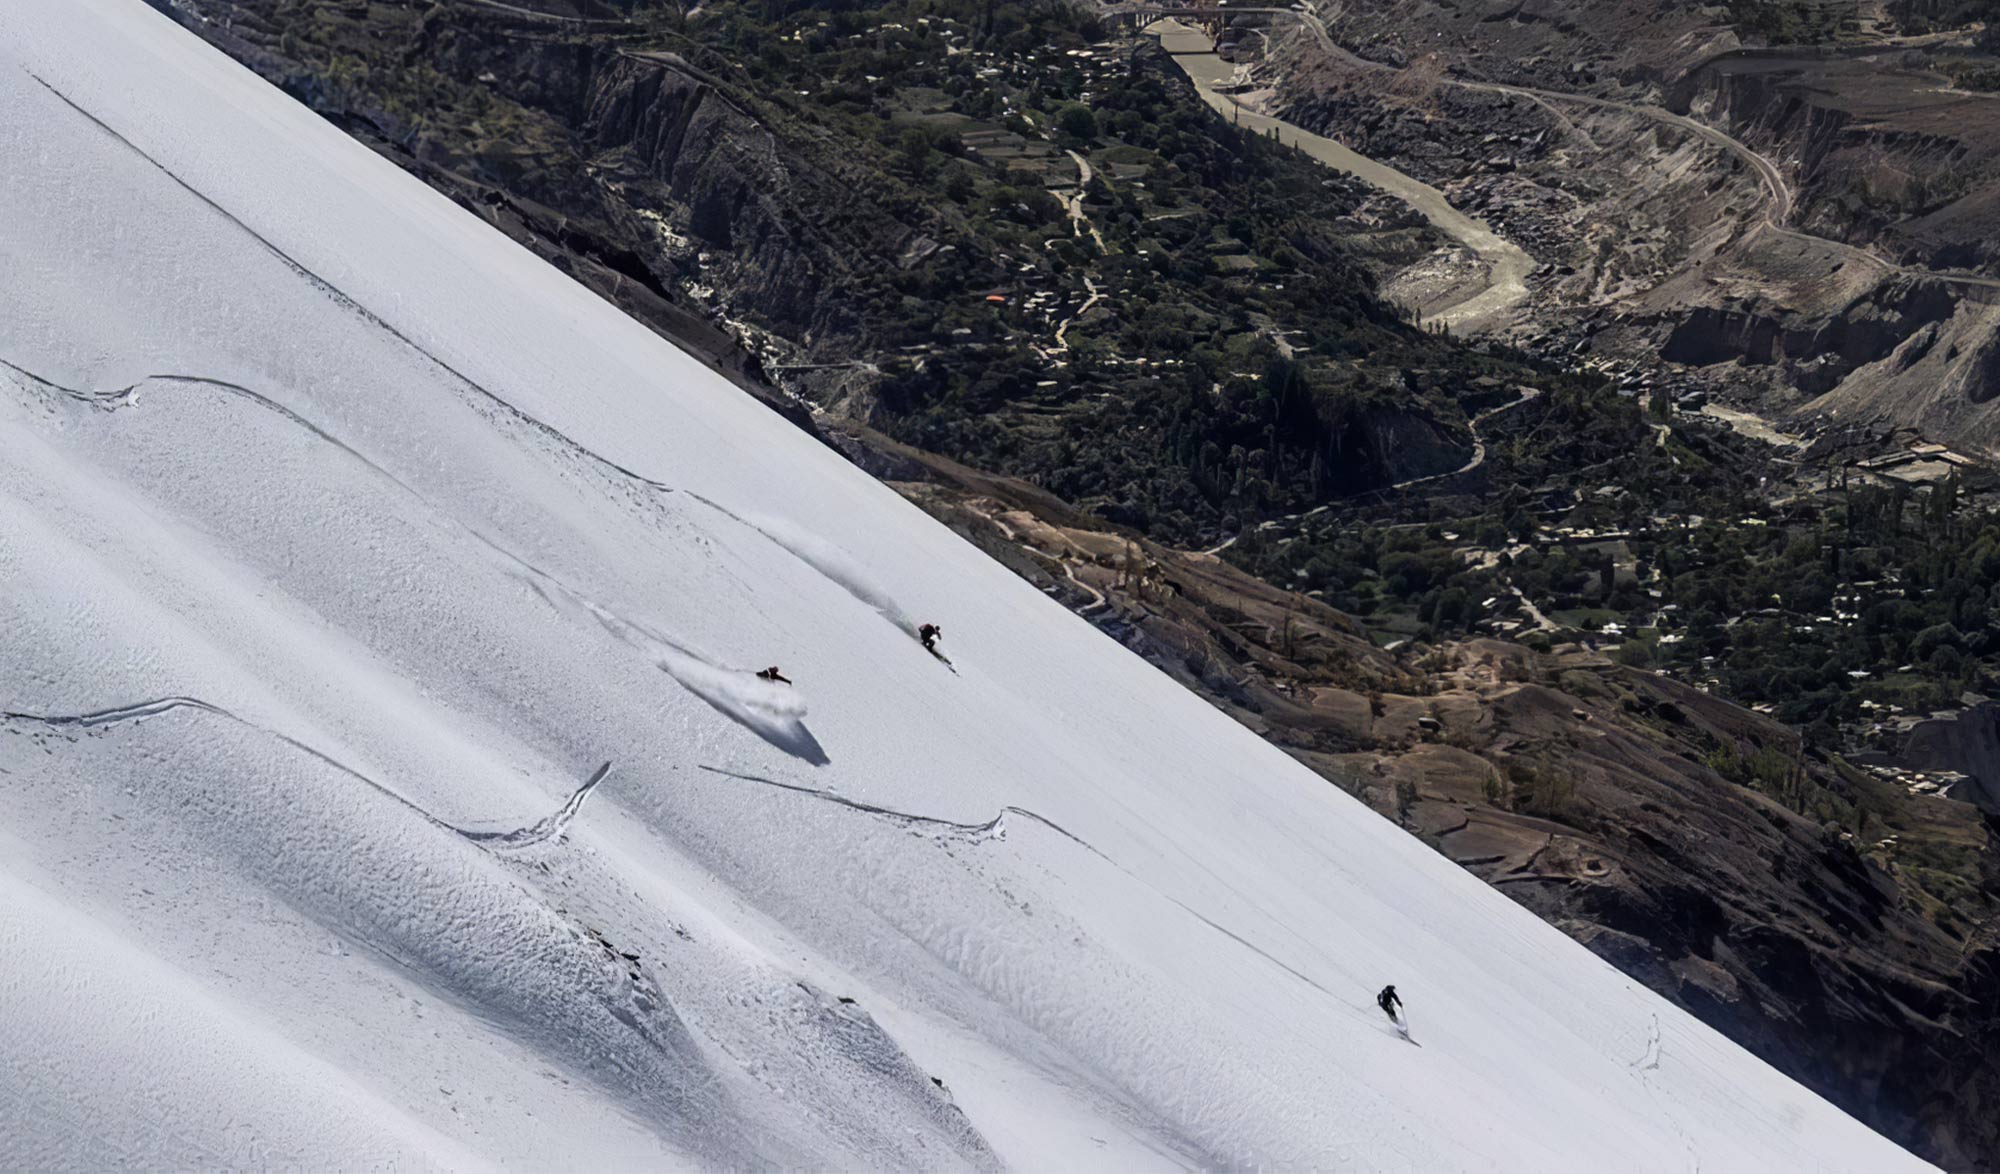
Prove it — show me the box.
[918,623,941,652]
[756,666,792,684]
[1377,984,1402,1022]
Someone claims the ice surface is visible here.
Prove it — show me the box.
[0,2,1932,1168]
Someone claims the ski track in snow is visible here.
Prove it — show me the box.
[1637,1013,1665,1074]
[25,69,684,503]
[459,762,614,849]
[696,763,1094,849]
[690,761,1377,1045]
[11,72,924,764]
[2,356,837,768]
[699,763,1382,1021]
[687,493,922,638]
[2,358,631,618]
[0,704,757,1165]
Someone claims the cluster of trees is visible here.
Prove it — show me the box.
[1726,0,1858,42]
[622,0,1631,547]
[1651,476,1995,740]
[1890,0,1999,35]
[1246,402,1998,751]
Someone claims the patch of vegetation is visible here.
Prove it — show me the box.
[1506,752,1576,819]
[1891,0,2000,35]
[1828,755,1995,935]
[1235,385,2000,761]
[1936,54,2000,92]
[1728,0,1861,43]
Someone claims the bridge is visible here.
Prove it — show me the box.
[1099,3,1308,34]
[1100,2,1339,56]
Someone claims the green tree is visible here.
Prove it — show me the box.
[1055,102,1098,142]
[897,127,935,179]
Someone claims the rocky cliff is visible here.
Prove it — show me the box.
[1294,0,2000,462]
[1906,700,2000,811]
[1672,49,2000,269]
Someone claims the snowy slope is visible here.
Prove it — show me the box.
[0,2,1928,1168]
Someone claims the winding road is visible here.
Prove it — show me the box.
[1388,386,1540,490]
[1196,386,1540,557]
[1054,275,1104,351]
[985,508,1112,612]
[1058,148,1110,252]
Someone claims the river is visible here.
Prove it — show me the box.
[1151,20,1533,334]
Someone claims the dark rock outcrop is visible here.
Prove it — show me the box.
[1906,701,2000,812]
[1660,278,1959,394]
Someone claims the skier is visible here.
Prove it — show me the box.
[1377,984,1402,1023]
[918,622,941,653]
[756,666,792,684]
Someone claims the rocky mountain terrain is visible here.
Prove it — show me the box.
[148,0,2000,1164]
[1287,0,2000,455]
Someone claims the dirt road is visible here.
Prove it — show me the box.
[1289,7,2000,293]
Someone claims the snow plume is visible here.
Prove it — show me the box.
[546,585,828,764]
[680,494,917,635]
[651,643,828,764]
[654,645,806,721]
[740,508,919,635]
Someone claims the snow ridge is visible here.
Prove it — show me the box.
[458,762,614,849]
[696,763,1092,846]
[26,72,681,506]
[4,697,613,851]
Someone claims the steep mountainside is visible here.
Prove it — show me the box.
[134,0,2000,1166]
[892,442,2000,1166]
[0,1,1935,1167]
